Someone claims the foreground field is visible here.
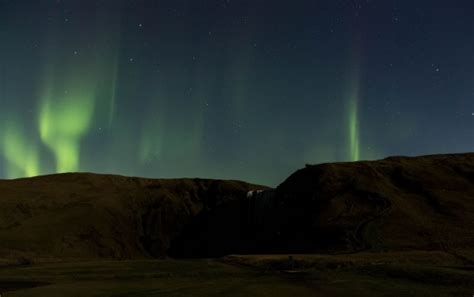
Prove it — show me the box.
[0,252,473,297]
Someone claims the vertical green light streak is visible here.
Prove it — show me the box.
[347,35,363,162]
[349,96,360,161]
[3,122,39,178]
[39,85,95,173]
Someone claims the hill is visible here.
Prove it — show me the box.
[0,153,473,261]
[273,153,474,256]
[159,152,474,258]
[0,173,267,261]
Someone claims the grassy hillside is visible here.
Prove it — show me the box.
[0,173,267,261]
[0,153,473,261]
[0,153,474,296]
[274,153,474,254]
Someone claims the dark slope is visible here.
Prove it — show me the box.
[167,153,474,257]
[0,173,267,260]
[275,153,474,253]
[0,153,473,261]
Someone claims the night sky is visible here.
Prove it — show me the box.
[0,0,473,186]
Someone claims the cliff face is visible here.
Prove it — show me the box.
[168,189,279,257]
[0,173,267,260]
[275,153,474,253]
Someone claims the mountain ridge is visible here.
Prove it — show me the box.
[0,152,473,261]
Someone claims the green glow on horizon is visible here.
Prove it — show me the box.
[3,123,39,178]
[349,96,360,162]
[39,87,95,173]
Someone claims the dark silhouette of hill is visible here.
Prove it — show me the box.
[0,173,267,260]
[171,153,474,258]
[273,153,474,256]
[0,153,473,261]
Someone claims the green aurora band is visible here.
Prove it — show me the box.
[2,122,40,179]
[349,95,360,162]
[35,12,120,175]
[39,80,96,173]
[347,37,362,163]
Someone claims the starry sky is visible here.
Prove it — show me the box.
[0,0,473,186]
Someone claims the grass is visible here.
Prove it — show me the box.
[0,252,473,296]
[0,259,315,297]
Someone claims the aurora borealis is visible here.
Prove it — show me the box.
[0,0,473,186]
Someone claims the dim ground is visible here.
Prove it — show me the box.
[0,251,473,296]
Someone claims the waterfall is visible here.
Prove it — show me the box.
[246,190,276,231]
